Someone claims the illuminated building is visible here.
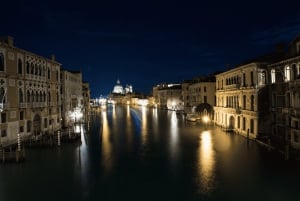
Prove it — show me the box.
[60,70,83,127]
[112,79,124,94]
[153,83,183,110]
[214,62,269,138]
[0,36,61,145]
[183,76,215,114]
[82,82,90,124]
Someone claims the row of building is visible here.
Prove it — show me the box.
[152,35,300,150]
[0,36,90,147]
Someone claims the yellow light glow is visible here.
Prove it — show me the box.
[203,116,209,123]
[198,130,215,193]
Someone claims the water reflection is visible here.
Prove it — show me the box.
[170,111,179,161]
[141,106,147,145]
[101,111,113,174]
[198,130,215,194]
[126,105,133,151]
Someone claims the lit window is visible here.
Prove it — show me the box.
[271,69,276,83]
[285,66,291,81]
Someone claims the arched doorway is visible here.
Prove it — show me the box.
[229,116,235,130]
[33,114,41,135]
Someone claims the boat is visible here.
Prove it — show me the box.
[186,113,201,122]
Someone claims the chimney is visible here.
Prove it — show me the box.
[7,36,14,47]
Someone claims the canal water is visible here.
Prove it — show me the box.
[1,105,300,201]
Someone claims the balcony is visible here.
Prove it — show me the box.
[224,83,241,90]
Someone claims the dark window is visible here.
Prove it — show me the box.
[250,71,254,86]
[250,119,254,133]
[26,62,30,74]
[243,73,246,86]
[238,116,240,128]
[295,121,299,129]
[44,118,48,128]
[19,126,24,133]
[251,95,254,111]
[48,68,50,79]
[1,130,6,137]
[27,91,30,103]
[20,111,24,120]
[18,59,23,74]
[243,95,246,109]
[243,117,246,130]
[19,89,23,103]
[1,113,6,123]
[27,121,31,132]
[0,53,4,71]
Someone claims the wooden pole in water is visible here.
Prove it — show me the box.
[17,133,21,151]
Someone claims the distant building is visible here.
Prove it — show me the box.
[82,82,90,124]
[60,70,83,127]
[112,79,124,94]
[153,83,183,110]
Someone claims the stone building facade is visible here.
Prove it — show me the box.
[60,70,83,127]
[0,36,61,145]
[214,62,270,138]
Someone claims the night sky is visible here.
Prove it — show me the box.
[1,0,300,97]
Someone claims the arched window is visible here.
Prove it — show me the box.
[35,64,38,75]
[39,66,42,76]
[0,87,6,103]
[19,89,23,103]
[26,62,30,74]
[18,59,23,74]
[40,92,43,102]
[0,53,4,71]
[251,95,254,111]
[48,68,50,79]
[31,63,34,74]
[271,69,276,83]
[285,66,291,81]
[48,92,51,102]
[43,92,46,102]
[31,91,34,102]
[27,91,30,103]
[35,91,39,102]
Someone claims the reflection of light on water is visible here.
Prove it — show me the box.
[101,111,113,173]
[170,111,178,160]
[152,107,158,138]
[198,130,215,193]
[127,105,130,118]
[141,106,147,145]
[126,105,133,150]
[112,105,116,120]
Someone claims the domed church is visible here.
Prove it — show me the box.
[112,79,124,94]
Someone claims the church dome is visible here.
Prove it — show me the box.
[112,79,124,94]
